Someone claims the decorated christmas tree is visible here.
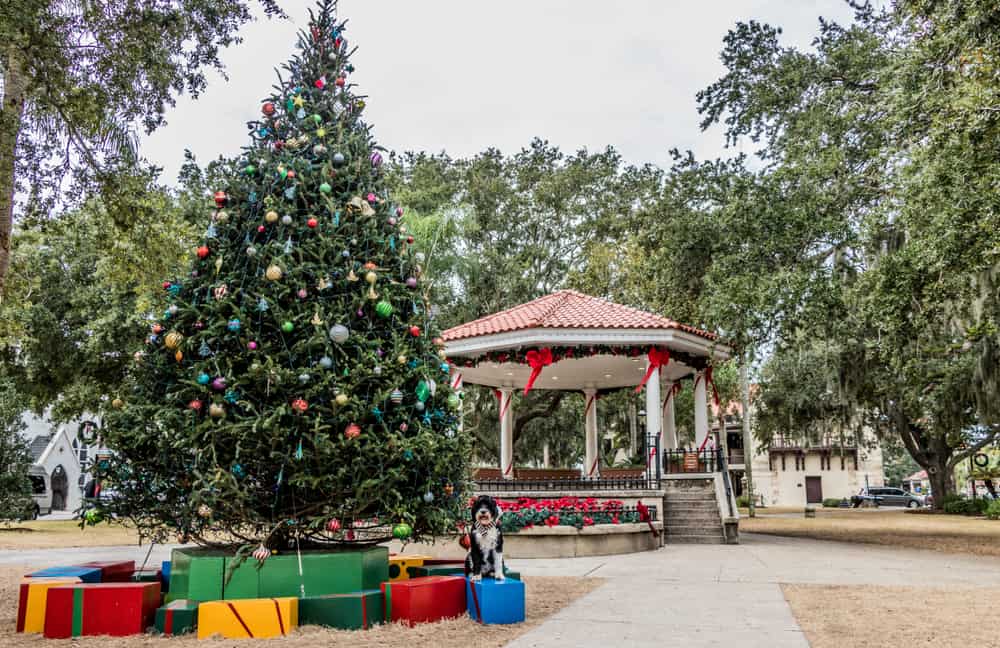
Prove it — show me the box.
[95,0,468,550]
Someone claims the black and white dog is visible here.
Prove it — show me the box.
[464,494,505,581]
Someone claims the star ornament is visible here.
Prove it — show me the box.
[293,94,305,107]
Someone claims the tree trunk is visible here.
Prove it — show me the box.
[740,358,756,517]
[926,460,954,509]
[0,47,27,300]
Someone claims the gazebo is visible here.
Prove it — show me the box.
[443,290,730,483]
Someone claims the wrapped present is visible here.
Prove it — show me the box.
[26,566,101,583]
[466,577,526,624]
[381,576,466,626]
[132,568,162,583]
[155,599,198,635]
[410,564,464,578]
[43,582,161,638]
[164,549,224,602]
[16,578,80,633]
[387,553,433,581]
[299,590,383,630]
[197,597,297,639]
[161,560,171,592]
[78,560,135,582]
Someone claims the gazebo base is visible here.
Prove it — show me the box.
[503,522,664,559]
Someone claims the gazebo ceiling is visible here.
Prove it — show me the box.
[443,290,729,391]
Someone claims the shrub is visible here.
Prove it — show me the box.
[986,500,1000,521]
[822,498,844,508]
[736,495,751,508]
[943,496,990,515]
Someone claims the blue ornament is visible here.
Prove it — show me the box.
[333,211,341,226]
[341,250,350,258]
[257,297,269,312]
[148,334,159,344]
[198,341,212,357]
[372,406,383,422]
[258,126,269,137]
[162,309,172,320]
[249,191,258,204]
[296,108,306,119]
[168,284,182,296]
[294,438,304,461]
[284,186,296,199]
[423,492,434,503]
[197,372,210,385]
[403,449,414,461]
[227,318,241,332]
[231,464,245,478]
[319,356,333,369]
[440,363,450,373]
[224,389,239,404]
[206,223,217,239]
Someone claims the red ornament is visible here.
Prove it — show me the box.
[274,140,284,151]
[196,245,210,259]
[213,191,227,207]
[344,423,361,439]
[335,76,345,87]
[188,399,203,412]
[310,25,320,41]
[291,398,308,414]
[406,235,415,244]
[287,170,296,179]
[307,217,318,228]
[409,326,421,337]
[327,518,341,532]
[257,225,266,233]
[315,77,326,89]
[334,37,343,48]
[262,102,275,116]
[162,281,171,290]
[459,533,471,550]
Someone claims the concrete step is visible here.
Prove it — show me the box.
[665,516,721,524]
[665,502,718,508]
[666,534,725,544]
[666,507,720,515]
[665,497,717,503]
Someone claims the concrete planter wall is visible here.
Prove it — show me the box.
[502,522,664,558]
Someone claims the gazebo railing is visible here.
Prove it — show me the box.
[474,474,660,492]
[663,447,725,474]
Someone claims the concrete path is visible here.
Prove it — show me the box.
[504,533,1000,648]
[6,533,1000,647]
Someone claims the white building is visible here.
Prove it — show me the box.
[22,413,104,513]
[716,402,885,507]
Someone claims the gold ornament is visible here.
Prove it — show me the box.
[318,277,330,290]
[215,210,229,223]
[293,94,305,107]
[397,355,407,365]
[265,210,279,223]
[111,398,124,409]
[365,271,377,284]
[197,504,212,518]
[164,331,183,350]
[315,127,326,138]
[175,350,184,363]
[347,269,358,282]
[311,311,322,326]
[209,403,226,418]
[438,349,448,360]
[266,265,283,281]
[335,393,349,406]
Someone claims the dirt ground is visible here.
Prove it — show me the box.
[0,520,141,550]
[783,584,1000,648]
[0,564,601,647]
[741,508,1000,557]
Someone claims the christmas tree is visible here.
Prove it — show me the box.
[96,0,468,550]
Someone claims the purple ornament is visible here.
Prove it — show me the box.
[370,151,383,167]
[406,277,418,289]
[366,192,376,203]
[356,308,364,317]
[376,348,385,357]
[395,206,403,217]
[248,341,258,350]
[297,288,308,299]
[211,377,227,391]
[387,217,397,226]
[399,423,408,432]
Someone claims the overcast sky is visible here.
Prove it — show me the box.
[142,0,857,185]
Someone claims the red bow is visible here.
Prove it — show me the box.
[698,366,721,408]
[635,347,671,393]
[662,381,682,408]
[636,500,659,538]
[523,348,553,395]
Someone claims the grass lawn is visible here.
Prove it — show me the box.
[783,584,1000,648]
[741,508,1000,557]
[0,520,141,550]
[0,564,600,647]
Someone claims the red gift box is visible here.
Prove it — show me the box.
[77,560,136,583]
[381,576,466,626]
[44,582,160,638]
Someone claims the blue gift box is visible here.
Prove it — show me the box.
[161,560,171,592]
[26,566,102,583]
[466,577,525,624]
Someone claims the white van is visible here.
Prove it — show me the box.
[28,466,51,519]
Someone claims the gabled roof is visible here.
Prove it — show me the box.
[443,290,717,342]
[29,435,52,462]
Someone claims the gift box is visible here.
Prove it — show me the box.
[154,599,198,635]
[299,589,383,629]
[16,578,80,633]
[387,553,433,581]
[26,566,101,583]
[466,577,526,624]
[78,560,135,583]
[43,581,161,638]
[161,560,171,592]
[381,576,466,626]
[197,597,297,639]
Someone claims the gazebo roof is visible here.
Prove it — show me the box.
[443,290,717,341]
[443,290,728,391]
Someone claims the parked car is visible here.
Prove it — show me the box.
[853,487,925,508]
[28,466,52,519]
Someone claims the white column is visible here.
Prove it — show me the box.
[644,361,661,453]
[499,388,514,479]
[583,388,599,478]
[542,443,550,468]
[694,370,709,449]
[661,379,678,451]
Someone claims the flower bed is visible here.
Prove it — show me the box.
[497,497,642,533]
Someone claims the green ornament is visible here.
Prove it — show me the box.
[375,301,393,318]
[447,393,461,410]
[281,321,294,333]
[312,114,322,124]
[319,182,332,194]
[392,522,413,540]
[84,508,103,525]
[415,380,430,402]
[245,164,256,174]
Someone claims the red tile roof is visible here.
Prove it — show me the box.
[443,290,718,341]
